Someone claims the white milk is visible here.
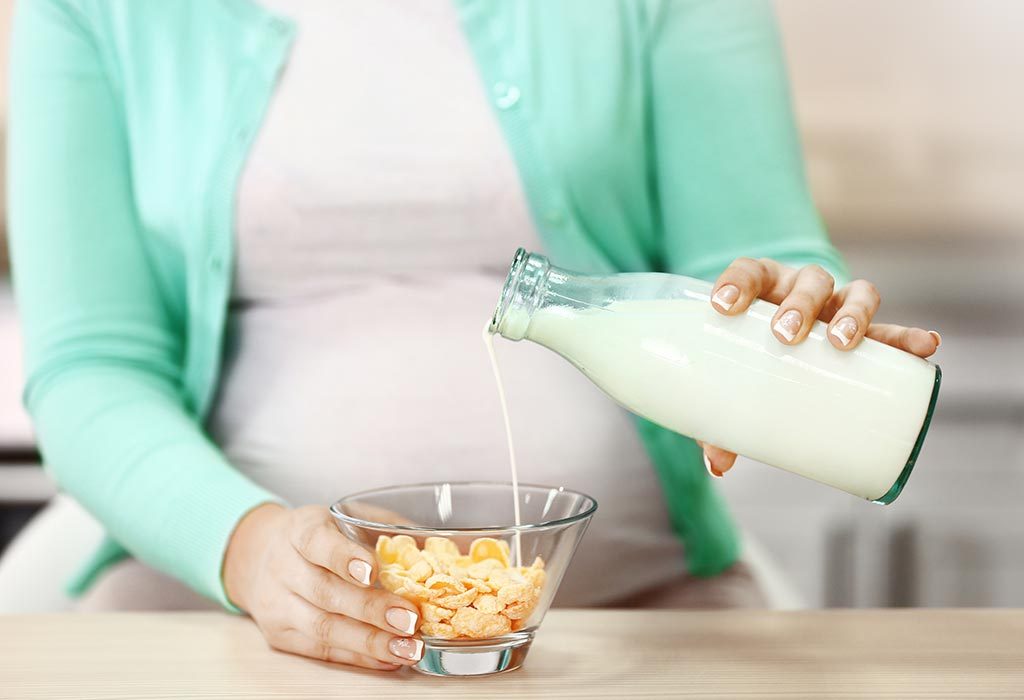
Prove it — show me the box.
[523,298,938,502]
[482,323,523,565]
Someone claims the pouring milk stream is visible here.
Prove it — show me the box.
[482,323,523,566]
[486,248,941,505]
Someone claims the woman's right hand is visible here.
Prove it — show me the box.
[223,504,423,670]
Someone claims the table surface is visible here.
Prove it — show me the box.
[1,609,1021,699]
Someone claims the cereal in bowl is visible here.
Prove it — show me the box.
[375,535,545,640]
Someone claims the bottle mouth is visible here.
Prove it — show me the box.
[490,248,550,340]
[489,247,529,335]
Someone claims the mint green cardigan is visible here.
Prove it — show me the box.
[8,0,847,608]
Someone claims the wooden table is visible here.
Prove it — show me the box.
[1,610,1021,698]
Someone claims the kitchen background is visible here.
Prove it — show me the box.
[0,0,1021,608]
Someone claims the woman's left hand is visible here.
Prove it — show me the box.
[700,257,942,477]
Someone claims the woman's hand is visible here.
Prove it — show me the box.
[223,504,423,671]
[702,257,942,477]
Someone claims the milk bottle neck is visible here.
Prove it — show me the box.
[492,248,593,341]
[491,249,552,340]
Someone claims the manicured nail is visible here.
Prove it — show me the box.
[773,310,802,342]
[829,317,858,347]
[711,285,740,311]
[348,559,372,586]
[386,607,418,635]
[929,330,942,348]
[389,637,423,661]
[703,451,722,479]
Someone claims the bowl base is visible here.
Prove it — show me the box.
[414,634,534,676]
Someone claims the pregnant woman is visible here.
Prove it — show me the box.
[4,0,938,670]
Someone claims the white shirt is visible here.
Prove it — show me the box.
[209,0,687,605]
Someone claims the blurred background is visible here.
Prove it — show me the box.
[0,0,1021,608]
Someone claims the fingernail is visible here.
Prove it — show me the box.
[386,607,418,635]
[348,559,372,586]
[711,284,740,311]
[389,637,423,661]
[773,309,802,342]
[829,317,858,347]
[929,330,942,348]
[703,451,722,479]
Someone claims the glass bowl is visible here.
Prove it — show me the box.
[330,481,597,676]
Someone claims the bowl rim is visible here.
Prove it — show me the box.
[328,480,598,534]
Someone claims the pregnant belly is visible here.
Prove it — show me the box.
[207,273,686,604]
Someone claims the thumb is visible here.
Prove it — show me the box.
[698,442,738,478]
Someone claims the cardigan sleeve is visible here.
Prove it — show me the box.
[7,0,278,608]
[647,0,849,284]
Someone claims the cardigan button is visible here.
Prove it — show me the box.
[544,210,566,225]
[493,82,521,110]
[208,254,225,273]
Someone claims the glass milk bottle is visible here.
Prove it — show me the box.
[488,248,941,504]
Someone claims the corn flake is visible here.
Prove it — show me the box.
[497,582,535,606]
[379,569,411,593]
[375,536,399,565]
[419,551,443,573]
[502,599,535,620]
[394,580,433,600]
[451,606,512,638]
[421,602,455,623]
[420,621,458,639]
[391,535,417,552]
[469,538,510,566]
[522,566,546,588]
[407,559,433,582]
[424,573,465,594]
[424,537,460,558]
[398,547,425,570]
[486,568,526,587]
[433,587,479,609]
[472,594,505,614]
[468,558,506,579]
[460,577,493,594]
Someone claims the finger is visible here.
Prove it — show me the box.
[865,323,940,358]
[699,442,738,478]
[291,594,423,665]
[771,265,835,345]
[825,279,881,350]
[288,561,420,635]
[710,258,796,315]
[291,507,375,587]
[271,628,402,671]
